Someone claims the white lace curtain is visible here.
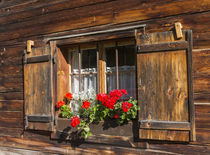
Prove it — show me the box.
[70,46,136,99]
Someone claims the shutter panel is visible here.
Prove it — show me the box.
[136,30,195,142]
[24,45,54,131]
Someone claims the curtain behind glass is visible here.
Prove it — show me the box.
[106,45,136,99]
[70,49,97,94]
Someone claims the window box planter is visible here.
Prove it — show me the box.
[51,117,138,147]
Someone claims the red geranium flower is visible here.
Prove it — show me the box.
[56,101,65,108]
[114,114,119,119]
[121,89,127,95]
[97,93,109,102]
[71,116,80,128]
[82,100,90,109]
[65,92,73,100]
[122,102,132,112]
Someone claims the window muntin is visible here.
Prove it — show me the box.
[68,39,136,100]
[105,44,136,98]
[69,46,97,94]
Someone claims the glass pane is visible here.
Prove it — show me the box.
[118,45,136,99]
[106,47,116,68]
[81,49,97,70]
[106,46,116,93]
[118,45,136,66]
[106,72,116,94]
[71,51,79,74]
[71,75,80,94]
[81,74,97,92]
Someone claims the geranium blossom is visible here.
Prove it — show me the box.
[122,102,132,112]
[82,100,90,109]
[56,101,65,108]
[71,116,80,128]
[65,92,73,100]
[114,114,119,119]
[97,89,128,109]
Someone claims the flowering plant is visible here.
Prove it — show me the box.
[56,89,139,139]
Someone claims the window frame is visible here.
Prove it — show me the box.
[64,38,136,96]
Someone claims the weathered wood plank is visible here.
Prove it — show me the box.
[26,55,51,64]
[195,129,210,144]
[24,45,54,131]
[0,118,23,128]
[0,65,22,78]
[150,143,210,155]
[0,92,23,100]
[139,120,190,131]
[0,111,23,119]
[0,136,170,155]
[194,76,210,94]
[0,0,112,23]
[195,104,210,130]
[0,0,210,43]
[0,127,23,137]
[0,46,24,66]
[55,46,69,102]
[138,41,188,53]
[139,129,190,142]
[138,50,189,122]
[137,30,194,141]
[0,77,23,93]
[193,49,210,77]
[194,93,210,103]
[0,100,23,111]
[195,113,210,129]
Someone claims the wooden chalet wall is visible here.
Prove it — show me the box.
[0,0,209,154]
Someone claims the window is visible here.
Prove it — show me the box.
[62,38,136,100]
[23,25,195,143]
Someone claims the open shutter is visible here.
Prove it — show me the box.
[24,45,54,131]
[136,30,195,142]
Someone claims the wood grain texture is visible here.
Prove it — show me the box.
[55,47,69,102]
[150,143,210,155]
[138,51,188,122]
[0,127,23,137]
[0,118,23,128]
[0,92,23,100]
[137,31,193,141]
[195,105,210,130]
[193,49,210,77]
[0,0,210,43]
[99,43,106,93]
[0,100,23,111]
[24,45,54,131]
[0,135,172,155]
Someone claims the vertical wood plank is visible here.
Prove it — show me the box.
[24,45,54,131]
[99,43,106,93]
[137,30,194,142]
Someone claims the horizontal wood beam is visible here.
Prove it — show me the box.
[26,55,51,64]
[27,115,52,123]
[138,41,188,53]
[139,120,191,131]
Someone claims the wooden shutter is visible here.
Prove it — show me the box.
[24,45,55,131]
[136,30,195,142]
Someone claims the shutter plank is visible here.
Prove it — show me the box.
[24,46,54,131]
[137,30,194,142]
